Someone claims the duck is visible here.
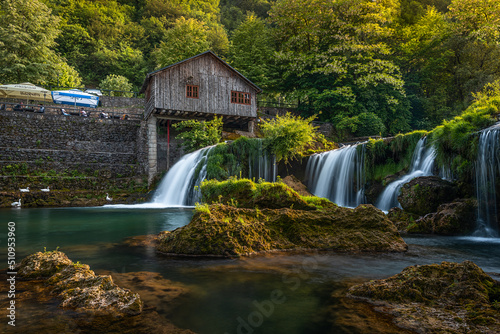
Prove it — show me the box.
[11,199,21,207]
[41,186,50,192]
[106,193,113,202]
[20,187,29,192]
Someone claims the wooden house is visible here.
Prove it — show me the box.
[140,51,262,130]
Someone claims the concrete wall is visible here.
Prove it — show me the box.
[0,111,148,185]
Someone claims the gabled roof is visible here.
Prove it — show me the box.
[139,50,262,94]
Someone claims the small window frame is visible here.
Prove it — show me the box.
[186,85,199,99]
[230,90,251,105]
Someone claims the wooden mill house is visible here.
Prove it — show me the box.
[139,51,262,183]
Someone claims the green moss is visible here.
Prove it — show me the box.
[364,131,428,182]
[156,203,407,256]
[200,177,334,210]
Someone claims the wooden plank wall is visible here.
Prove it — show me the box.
[152,54,258,118]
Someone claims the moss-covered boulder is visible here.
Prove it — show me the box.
[348,261,500,333]
[16,251,143,316]
[398,176,458,216]
[156,203,407,257]
[201,178,335,210]
[386,207,419,233]
[16,250,73,278]
[408,199,478,235]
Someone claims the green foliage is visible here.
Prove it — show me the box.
[99,74,133,97]
[151,17,213,68]
[337,112,386,138]
[173,116,223,152]
[430,86,499,181]
[365,130,428,182]
[205,137,265,181]
[200,177,335,210]
[259,113,317,162]
[269,0,411,136]
[228,14,277,92]
[0,0,81,85]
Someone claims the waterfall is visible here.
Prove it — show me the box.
[375,138,436,212]
[151,146,214,206]
[249,140,277,182]
[474,125,500,237]
[305,144,366,208]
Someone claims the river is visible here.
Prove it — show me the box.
[1,206,499,333]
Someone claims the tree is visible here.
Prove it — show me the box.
[99,74,134,97]
[228,14,277,92]
[0,0,80,85]
[151,17,211,68]
[173,117,223,152]
[259,113,317,162]
[269,0,411,136]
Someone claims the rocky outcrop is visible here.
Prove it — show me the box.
[408,199,478,235]
[16,251,143,316]
[386,207,419,233]
[281,175,313,196]
[157,203,407,257]
[398,176,458,216]
[348,261,500,333]
[158,179,407,257]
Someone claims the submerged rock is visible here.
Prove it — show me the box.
[398,176,458,216]
[16,251,143,316]
[348,261,500,333]
[156,203,407,257]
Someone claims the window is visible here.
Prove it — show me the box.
[231,91,251,105]
[186,85,199,98]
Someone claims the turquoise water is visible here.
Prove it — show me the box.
[1,207,500,333]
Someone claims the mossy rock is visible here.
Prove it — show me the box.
[156,203,407,257]
[348,261,500,333]
[408,199,478,235]
[16,251,143,316]
[16,251,73,278]
[200,177,335,210]
[386,207,419,232]
[398,176,458,216]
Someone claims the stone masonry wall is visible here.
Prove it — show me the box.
[0,111,148,185]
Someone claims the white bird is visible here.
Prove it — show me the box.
[41,186,50,192]
[11,199,21,207]
[19,187,29,192]
[106,193,112,202]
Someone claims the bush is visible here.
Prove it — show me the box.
[430,86,499,182]
[337,112,386,138]
[173,116,223,152]
[259,113,317,162]
[99,74,133,97]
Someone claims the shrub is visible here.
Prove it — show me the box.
[174,116,223,152]
[259,113,317,162]
[99,74,133,97]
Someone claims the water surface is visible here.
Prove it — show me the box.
[1,207,499,333]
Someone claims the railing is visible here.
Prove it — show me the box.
[0,101,142,121]
[257,101,299,109]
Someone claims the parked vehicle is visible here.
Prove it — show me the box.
[84,89,103,96]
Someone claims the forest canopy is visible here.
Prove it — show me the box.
[1,0,499,137]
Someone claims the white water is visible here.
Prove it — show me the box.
[146,146,214,207]
[474,125,500,237]
[375,138,436,212]
[305,144,366,207]
[249,140,277,182]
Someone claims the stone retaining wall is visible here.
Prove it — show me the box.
[0,112,148,189]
